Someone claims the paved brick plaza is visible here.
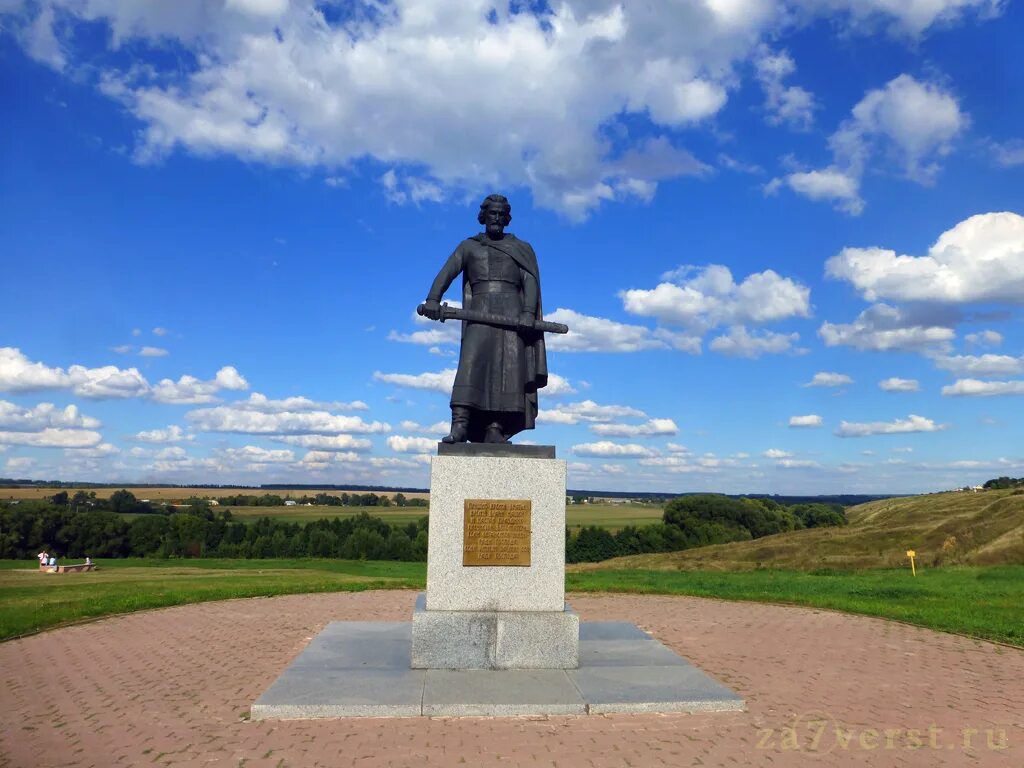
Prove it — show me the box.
[1,591,1021,767]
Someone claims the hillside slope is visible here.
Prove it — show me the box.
[570,489,1024,572]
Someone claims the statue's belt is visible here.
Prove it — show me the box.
[470,282,520,294]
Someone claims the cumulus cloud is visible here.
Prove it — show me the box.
[219,445,295,463]
[0,401,101,431]
[0,428,103,448]
[386,435,437,454]
[129,425,192,443]
[590,418,678,438]
[373,369,456,394]
[989,139,1024,167]
[236,393,368,412]
[0,347,147,398]
[545,309,684,353]
[399,420,449,436]
[273,434,372,452]
[770,75,966,213]
[835,414,945,437]
[819,304,954,352]
[879,377,920,392]
[930,353,1024,377]
[754,46,815,129]
[621,265,811,331]
[804,372,853,387]
[151,366,249,404]
[186,405,390,435]
[941,379,1024,397]
[765,167,863,215]
[965,330,1003,348]
[764,448,793,459]
[826,213,1024,304]
[139,346,169,357]
[572,441,659,459]
[709,326,801,358]
[789,414,823,427]
[538,400,646,425]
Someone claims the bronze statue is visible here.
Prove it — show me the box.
[418,195,567,444]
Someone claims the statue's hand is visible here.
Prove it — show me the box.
[421,299,442,321]
[518,311,535,330]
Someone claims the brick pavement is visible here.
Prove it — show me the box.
[1,591,1021,767]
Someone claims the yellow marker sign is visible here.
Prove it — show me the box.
[906,549,917,576]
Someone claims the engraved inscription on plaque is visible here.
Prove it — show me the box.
[463,499,532,567]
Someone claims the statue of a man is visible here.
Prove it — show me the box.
[420,195,549,444]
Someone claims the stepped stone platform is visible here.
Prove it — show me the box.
[252,620,743,719]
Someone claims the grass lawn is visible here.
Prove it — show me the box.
[3,560,1020,647]
[0,558,425,641]
[569,565,1024,647]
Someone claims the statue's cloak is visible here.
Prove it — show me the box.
[458,233,548,440]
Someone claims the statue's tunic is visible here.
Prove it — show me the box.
[426,233,549,441]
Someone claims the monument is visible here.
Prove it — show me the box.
[251,195,744,718]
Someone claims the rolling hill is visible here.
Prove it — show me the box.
[569,488,1024,572]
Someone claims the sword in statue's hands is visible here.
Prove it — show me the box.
[417,301,569,334]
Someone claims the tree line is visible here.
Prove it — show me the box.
[1,492,844,565]
[982,476,1024,490]
[566,494,846,563]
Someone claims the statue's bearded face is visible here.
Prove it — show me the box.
[482,202,509,236]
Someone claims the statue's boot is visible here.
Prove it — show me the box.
[441,406,470,444]
[484,422,508,444]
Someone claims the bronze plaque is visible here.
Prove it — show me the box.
[463,499,532,567]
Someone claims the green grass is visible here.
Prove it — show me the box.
[569,565,1024,647]
[0,558,425,641]
[4,559,1020,648]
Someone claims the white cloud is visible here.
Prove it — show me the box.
[835,414,945,437]
[538,400,646,425]
[386,435,437,454]
[879,377,920,392]
[819,304,954,352]
[111,345,133,354]
[771,74,966,213]
[0,401,101,430]
[811,0,1003,37]
[765,167,863,215]
[590,419,678,438]
[236,392,368,412]
[399,420,450,436]
[0,428,103,448]
[373,368,456,395]
[130,425,193,443]
[219,445,295,463]
[989,139,1024,167]
[826,213,1024,304]
[152,327,170,336]
[776,458,820,469]
[754,46,815,129]
[965,330,1003,348]
[621,265,811,331]
[804,372,853,387]
[0,347,77,392]
[545,309,678,353]
[186,406,390,435]
[666,442,690,454]
[543,373,578,397]
[69,364,150,399]
[272,434,373,452]
[941,379,1024,397]
[152,366,249,404]
[572,441,659,459]
[764,448,793,459]
[709,326,800,358]
[789,414,823,428]
[5,456,35,471]
[139,346,169,357]
[931,353,1024,377]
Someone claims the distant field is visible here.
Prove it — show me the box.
[2,559,1020,647]
[573,489,1024,572]
[0,486,429,502]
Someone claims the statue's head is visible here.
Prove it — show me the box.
[478,194,511,237]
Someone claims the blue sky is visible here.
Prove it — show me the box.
[1,0,1022,494]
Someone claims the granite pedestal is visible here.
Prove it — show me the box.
[411,447,578,669]
[252,620,745,719]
